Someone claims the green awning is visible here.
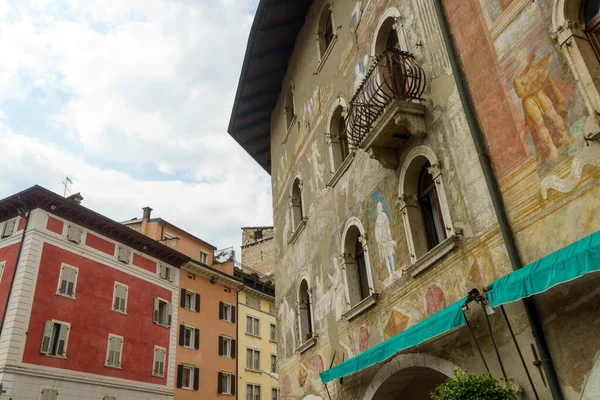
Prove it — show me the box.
[319,296,468,385]
[487,229,600,308]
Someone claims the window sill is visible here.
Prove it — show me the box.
[245,332,262,339]
[111,309,127,316]
[408,235,459,277]
[153,321,171,329]
[220,318,235,324]
[220,354,233,359]
[152,373,165,378]
[182,344,195,350]
[327,152,355,188]
[343,293,379,321]
[105,364,122,370]
[296,336,317,354]
[282,115,297,145]
[44,354,67,359]
[315,35,337,74]
[269,339,277,344]
[245,368,262,374]
[180,386,195,391]
[288,218,307,245]
[55,292,76,300]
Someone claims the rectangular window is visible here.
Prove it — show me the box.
[219,335,236,358]
[40,320,70,357]
[181,289,200,312]
[158,264,172,282]
[218,372,235,395]
[112,282,128,313]
[272,388,279,400]
[56,264,78,298]
[246,348,260,371]
[247,384,261,400]
[153,346,166,377]
[0,261,4,283]
[153,298,172,327]
[66,224,82,244]
[246,295,260,310]
[254,230,263,241]
[179,365,196,389]
[40,389,58,400]
[1,219,15,238]
[105,334,123,368]
[270,324,276,341]
[180,324,199,349]
[246,316,260,336]
[219,302,235,322]
[200,251,208,264]
[271,354,277,373]
[117,246,131,264]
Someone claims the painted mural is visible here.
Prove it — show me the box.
[279,297,297,357]
[370,191,397,277]
[315,255,346,322]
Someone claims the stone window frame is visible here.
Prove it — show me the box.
[340,217,378,321]
[288,174,307,244]
[325,97,356,187]
[315,1,338,73]
[398,145,458,277]
[283,82,297,141]
[370,7,409,58]
[552,0,600,120]
[295,273,317,353]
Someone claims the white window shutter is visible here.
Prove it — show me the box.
[167,302,172,327]
[153,298,159,323]
[2,219,15,238]
[40,321,53,354]
[67,225,81,244]
[57,324,69,356]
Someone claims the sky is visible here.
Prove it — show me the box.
[0,0,273,253]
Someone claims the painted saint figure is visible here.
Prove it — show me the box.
[374,201,396,276]
[513,51,571,163]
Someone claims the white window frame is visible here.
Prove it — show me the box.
[269,323,277,342]
[222,302,233,322]
[246,347,261,371]
[153,345,166,377]
[246,315,260,337]
[112,282,128,314]
[153,297,172,327]
[221,335,233,358]
[247,383,261,400]
[200,250,208,264]
[270,353,277,373]
[117,246,131,264]
[182,324,196,349]
[0,261,6,284]
[183,289,196,311]
[271,387,279,400]
[66,224,82,244]
[56,263,78,299]
[181,364,195,389]
[40,320,70,358]
[40,388,59,400]
[1,219,15,238]
[105,333,124,368]
[246,295,260,310]
[221,372,233,395]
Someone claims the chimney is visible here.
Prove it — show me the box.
[66,193,84,204]
[142,207,153,220]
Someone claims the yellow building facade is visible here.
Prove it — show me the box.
[237,283,278,400]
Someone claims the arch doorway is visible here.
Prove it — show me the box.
[371,367,448,400]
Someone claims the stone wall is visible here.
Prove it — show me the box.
[241,227,275,274]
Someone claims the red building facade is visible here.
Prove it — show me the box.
[0,186,189,399]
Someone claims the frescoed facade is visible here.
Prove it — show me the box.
[0,186,185,399]
[228,1,600,399]
[125,209,240,400]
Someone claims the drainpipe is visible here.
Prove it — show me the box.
[431,2,564,399]
[0,206,30,336]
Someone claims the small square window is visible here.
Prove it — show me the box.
[66,224,82,244]
[254,230,263,241]
[117,246,131,264]
[159,264,172,282]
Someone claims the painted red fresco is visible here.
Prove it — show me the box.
[426,284,446,316]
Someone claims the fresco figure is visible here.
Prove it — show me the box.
[514,51,571,163]
[279,298,296,356]
[374,201,396,276]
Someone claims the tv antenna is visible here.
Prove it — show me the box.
[61,177,73,197]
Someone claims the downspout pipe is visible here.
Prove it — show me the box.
[431,2,564,399]
[0,206,30,336]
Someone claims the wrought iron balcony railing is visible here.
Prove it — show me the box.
[344,49,426,148]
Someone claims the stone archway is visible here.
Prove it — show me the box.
[363,353,459,400]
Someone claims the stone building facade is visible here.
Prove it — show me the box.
[241,226,275,274]
[229,0,600,399]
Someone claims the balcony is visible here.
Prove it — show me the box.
[344,49,426,169]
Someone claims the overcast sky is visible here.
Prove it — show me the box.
[0,0,273,253]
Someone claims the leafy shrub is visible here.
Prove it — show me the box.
[431,371,517,400]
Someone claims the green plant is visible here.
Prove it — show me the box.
[430,371,517,400]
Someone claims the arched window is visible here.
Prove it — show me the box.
[418,162,447,250]
[297,279,315,343]
[584,0,600,58]
[399,146,456,271]
[317,3,337,64]
[285,85,296,131]
[371,8,407,58]
[289,176,305,239]
[341,219,377,319]
[325,98,352,181]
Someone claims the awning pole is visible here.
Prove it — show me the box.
[500,305,540,400]
[462,304,490,374]
[480,300,508,382]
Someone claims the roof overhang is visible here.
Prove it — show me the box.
[228,0,313,175]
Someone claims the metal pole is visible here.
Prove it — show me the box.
[480,301,508,382]
[501,305,540,400]
[463,305,490,374]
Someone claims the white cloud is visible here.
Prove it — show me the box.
[0,0,272,252]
